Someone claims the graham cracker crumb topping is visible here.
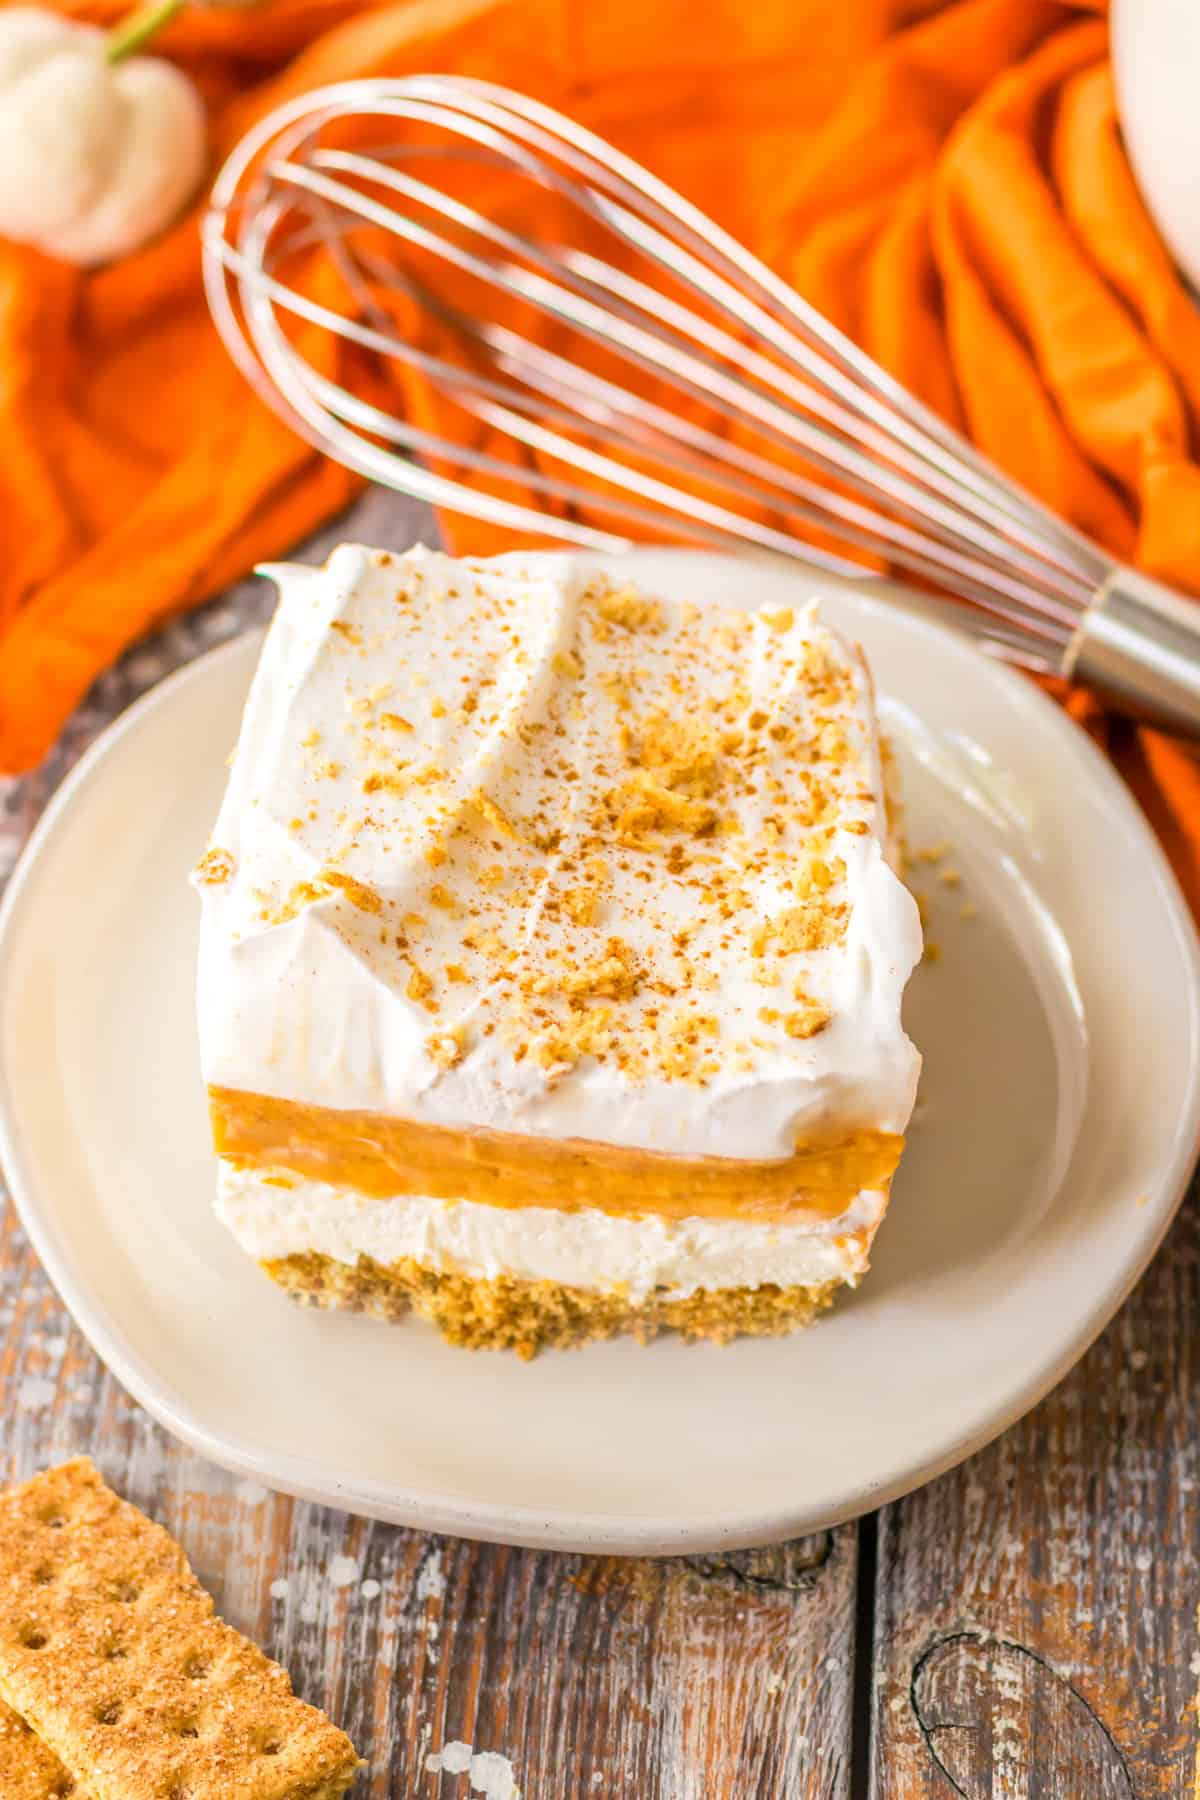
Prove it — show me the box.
[552,938,640,1002]
[194,847,235,885]
[406,965,433,1003]
[319,868,383,913]
[594,585,664,632]
[427,1025,467,1069]
[220,554,894,1089]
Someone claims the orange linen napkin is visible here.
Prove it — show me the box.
[4,0,1200,910]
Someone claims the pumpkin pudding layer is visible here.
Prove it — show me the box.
[193,545,922,1353]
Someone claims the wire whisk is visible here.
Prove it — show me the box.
[203,75,1200,738]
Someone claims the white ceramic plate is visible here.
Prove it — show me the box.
[2,550,1199,1554]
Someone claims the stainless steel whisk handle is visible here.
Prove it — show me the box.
[1068,568,1200,740]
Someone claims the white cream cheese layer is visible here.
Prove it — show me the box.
[217,1162,885,1301]
[194,545,921,1161]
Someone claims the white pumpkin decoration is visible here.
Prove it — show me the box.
[0,6,207,266]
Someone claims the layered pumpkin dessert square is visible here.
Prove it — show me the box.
[193,545,922,1356]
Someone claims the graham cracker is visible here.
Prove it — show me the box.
[0,1696,90,1799]
[0,1459,361,1800]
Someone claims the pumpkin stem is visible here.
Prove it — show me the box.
[105,0,186,62]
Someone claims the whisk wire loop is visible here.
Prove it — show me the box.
[203,74,1200,736]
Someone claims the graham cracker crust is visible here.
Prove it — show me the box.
[261,1252,838,1359]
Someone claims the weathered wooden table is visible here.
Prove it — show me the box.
[2,490,1196,1799]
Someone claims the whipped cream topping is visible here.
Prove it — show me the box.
[217,1163,885,1301]
[194,546,921,1160]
